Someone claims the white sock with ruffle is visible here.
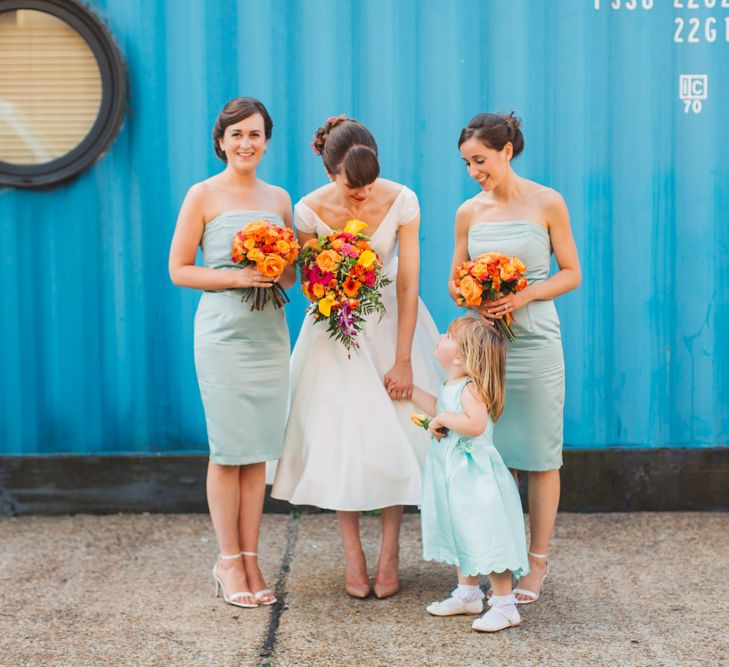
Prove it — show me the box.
[454,584,485,603]
[489,593,517,614]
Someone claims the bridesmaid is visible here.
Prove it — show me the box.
[169,97,295,608]
[449,112,580,604]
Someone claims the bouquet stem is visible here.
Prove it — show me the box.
[240,285,290,311]
[496,317,516,342]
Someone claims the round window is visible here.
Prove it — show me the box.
[0,0,126,188]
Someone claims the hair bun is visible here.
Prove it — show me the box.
[458,111,525,159]
[310,114,349,155]
[504,112,521,139]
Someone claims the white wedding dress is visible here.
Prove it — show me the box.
[271,186,443,511]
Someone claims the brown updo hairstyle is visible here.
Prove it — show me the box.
[458,112,524,159]
[212,97,273,162]
[311,116,380,188]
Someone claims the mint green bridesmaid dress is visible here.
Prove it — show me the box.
[194,211,290,465]
[421,379,529,577]
[468,221,565,471]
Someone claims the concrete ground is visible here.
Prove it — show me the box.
[0,513,727,667]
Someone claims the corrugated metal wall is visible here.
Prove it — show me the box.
[1,0,727,454]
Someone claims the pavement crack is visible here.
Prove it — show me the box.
[258,513,300,666]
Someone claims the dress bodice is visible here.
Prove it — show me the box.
[437,378,494,445]
[467,221,561,342]
[201,210,285,272]
[293,186,419,279]
[468,221,552,284]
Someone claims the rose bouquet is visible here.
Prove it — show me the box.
[231,220,299,310]
[299,219,391,354]
[454,252,527,342]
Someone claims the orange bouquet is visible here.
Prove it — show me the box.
[454,252,527,342]
[231,220,299,310]
[299,219,391,354]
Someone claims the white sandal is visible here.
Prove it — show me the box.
[512,551,550,605]
[426,587,484,617]
[241,551,277,606]
[212,552,258,608]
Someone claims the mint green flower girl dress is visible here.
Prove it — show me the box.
[421,379,529,578]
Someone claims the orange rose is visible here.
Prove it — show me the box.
[459,275,483,307]
[276,240,292,255]
[500,260,519,281]
[259,254,286,277]
[312,283,325,299]
[248,248,264,262]
[242,220,269,236]
[316,249,343,273]
[303,238,321,250]
[470,261,490,280]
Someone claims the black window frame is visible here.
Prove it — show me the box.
[0,0,127,189]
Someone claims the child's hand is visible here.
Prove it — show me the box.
[428,417,448,441]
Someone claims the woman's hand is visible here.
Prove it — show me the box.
[428,416,447,441]
[482,288,533,320]
[230,265,277,289]
[384,359,414,401]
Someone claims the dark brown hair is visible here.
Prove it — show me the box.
[212,97,273,162]
[458,112,524,158]
[311,116,380,188]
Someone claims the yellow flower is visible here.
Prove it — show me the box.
[343,219,369,235]
[410,413,432,430]
[357,250,377,268]
[318,293,337,317]
[248,248,264,262]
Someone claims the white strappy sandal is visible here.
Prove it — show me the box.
[212,552,258,608]
[513,551,550,605]
[240,551,277,606]
[426,588,484,617]
[472,596,521,633]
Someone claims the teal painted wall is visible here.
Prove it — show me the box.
[1,0,727,453]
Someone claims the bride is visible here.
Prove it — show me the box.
[272,115,442,598]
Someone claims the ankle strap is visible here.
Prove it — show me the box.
[219,552,243,560]
[240,551,258,557]
[528,551,548,559]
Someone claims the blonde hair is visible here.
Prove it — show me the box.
[448,316,507,421]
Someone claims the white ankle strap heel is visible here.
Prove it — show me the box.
[212,553,258,608]
[512,552,550,605]
[240,551,277,605]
